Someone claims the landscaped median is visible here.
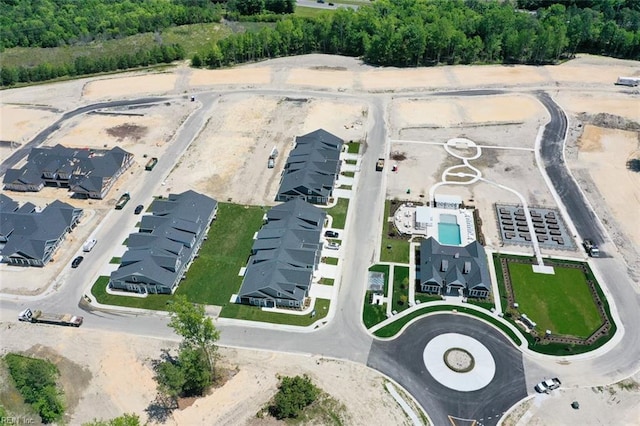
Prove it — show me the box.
[90,202,331,326]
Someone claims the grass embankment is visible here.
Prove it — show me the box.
[221,298,330,325]
[380,200,410,264]
[508,263,602,338]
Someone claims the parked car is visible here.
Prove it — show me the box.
[327,242,340,250]
[71,256,84,268]
[134,204,144,215]
[534,378,561,393]
[324,230,339,238]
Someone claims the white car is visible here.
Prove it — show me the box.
[534,377,561,393]
[82,238,97,252]
[327,242,340,250]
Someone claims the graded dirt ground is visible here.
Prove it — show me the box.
[1,53,639,424]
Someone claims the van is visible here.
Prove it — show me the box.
[268,158,275,169]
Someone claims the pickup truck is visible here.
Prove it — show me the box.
[534,377,561,393]
[583,239,600,257]
[83,238,97,252]
[145,157,158,171]
[376,158,385,172]
[18,308,83,327]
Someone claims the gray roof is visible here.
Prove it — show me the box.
[110,190,217,290]
[3,144,132,197]
[419,237,491,292]
[238,199,326,303]
[0,195,83,264]
[277,129,343,203]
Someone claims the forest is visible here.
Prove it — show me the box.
[0,0,638,87]
[198,0,640,68]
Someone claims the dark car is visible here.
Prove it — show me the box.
[324,230,339,238]
[134,204,144,215]
[71,256,84,268]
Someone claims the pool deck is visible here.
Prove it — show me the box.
[393,204,476,246]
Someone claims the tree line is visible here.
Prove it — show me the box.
[0,43,185,86]
[0,0,221,49]
[196,0,639,68]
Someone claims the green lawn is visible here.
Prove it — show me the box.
[391,266,410,313]
[91,276,173,310]
[362,264,391,328]
[220,299,330,326]
[374,305,523,344]
[347,142,361,154]
[380,200,411,263]
[323,257,339,266]
[346,160,357,165]
[109,257,121,264]
[91,203,265,310]
[319,278,334,286]
[363,292,387,329]
[414,293,442,304]
[508,263,602,338]
[341,171,355,178]
[0,22,231,69]
[326,198,349,229]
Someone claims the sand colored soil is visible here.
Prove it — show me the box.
[82,73,178,100]
[556,92,640,122]
[575,125,640,246]
[0,323,414,426]
[287,68,355,89]
[361,67,453,91]
[545,64,639,85]
[189,68,271,87]
[503,372,640,426]
[0,105,58,142]
[452,65,548,87]
[391,95,545,131]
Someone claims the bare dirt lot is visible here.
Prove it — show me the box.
[0,323,414,426]
[1,53,639,424]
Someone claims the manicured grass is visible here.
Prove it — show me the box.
[362,264,390,328]
[414,293,442,304]
[363,292,387,329]
[374,305,523,344]
[347,142,361,154]
[345,159,357,165]
[91,276,173,311]
[0,22,231,69]
[380,200,410,264]
[109,257,121,264]
[508,263,602,338]
[176,203,265,305]
[319,278,334,286]
[391,266,410,313]
[341,171,355,178]
[326,198,349,229]
[91,203,265,310]
[220,299,330,326]
[323,257,339,266]
[493,254,509,311]
[339,185,352,190]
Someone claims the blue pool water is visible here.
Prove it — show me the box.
[438,222,462,245]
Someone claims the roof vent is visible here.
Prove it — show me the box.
[454,252,460,258]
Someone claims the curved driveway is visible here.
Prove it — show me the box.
[1,83,640,421]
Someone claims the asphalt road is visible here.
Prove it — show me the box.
[2,84,640,422]
[368,314,527,426]
[536,92,606,245]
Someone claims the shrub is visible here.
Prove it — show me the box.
[269,375,319,419]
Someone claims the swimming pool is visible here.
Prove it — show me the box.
[438,214,462,245]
